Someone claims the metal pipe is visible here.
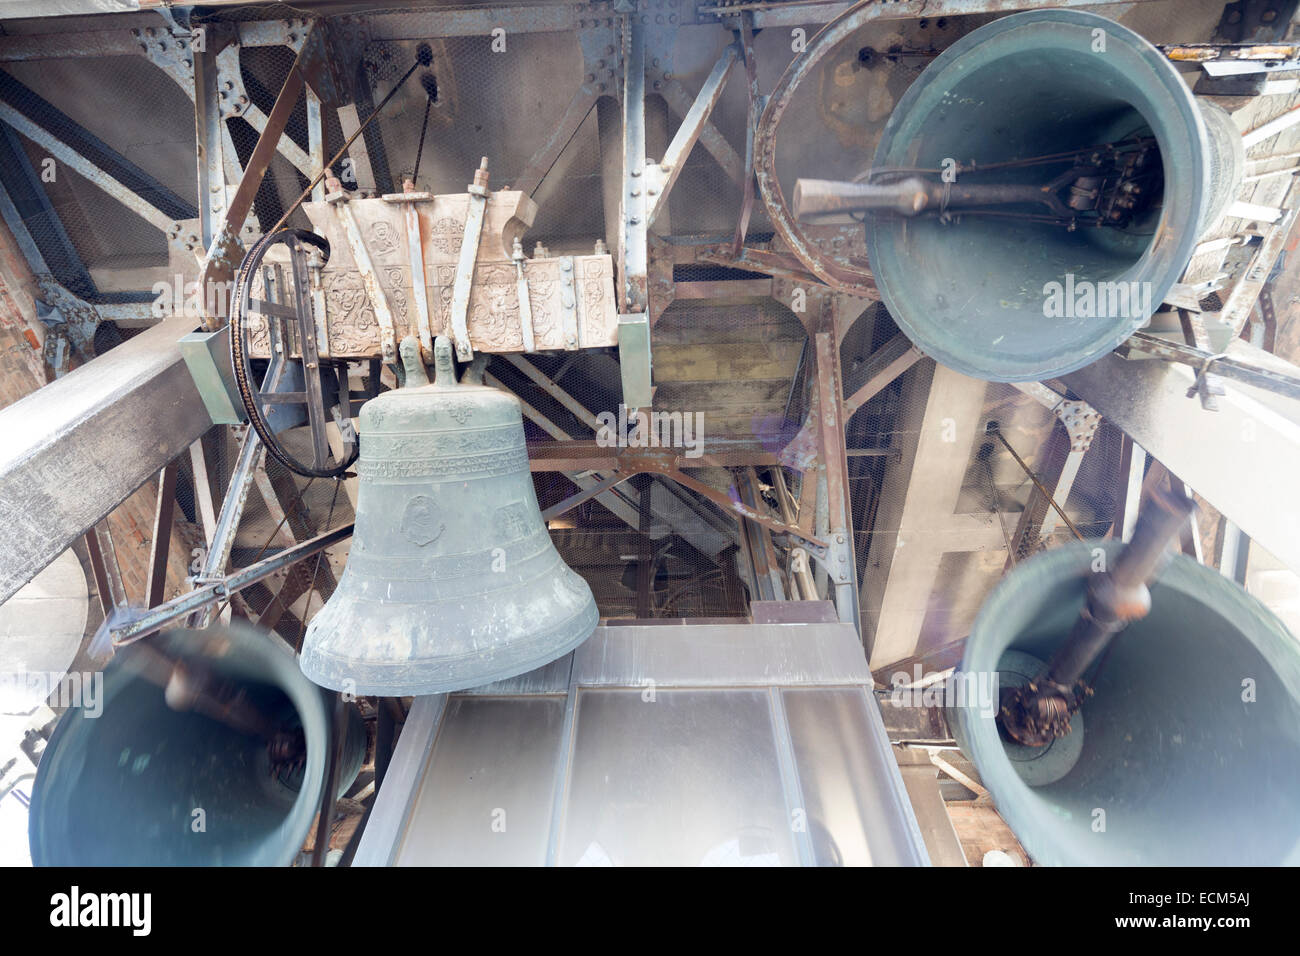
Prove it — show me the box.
[1043,489,1194,690]
[111,524,354,646]
[998,489,1193,746]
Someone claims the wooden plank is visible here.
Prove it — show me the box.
[649,341,804,382]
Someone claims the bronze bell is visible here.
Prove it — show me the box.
[300,335,599,696]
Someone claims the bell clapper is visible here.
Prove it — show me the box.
[792,135,1161,231]
[998,488,1195,749]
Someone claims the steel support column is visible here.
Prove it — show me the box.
[619,18,647,316]
[812,324,860,630]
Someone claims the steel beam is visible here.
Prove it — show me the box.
[1211,200,1298,342]
[1110,434,1147,543]
[0,314,211,605]
[524,439,780,472]
[0,123,95,298]
[146,461,179,608]
[619,18,648,315]
[0,102,177,233]
[648,43,739,226]
[1063,347,1300,575]
[111,524,354,646]
[782,330,920,471]
[813,326,860,629]
[1002,421,1073,568]
[659,79,747,191]
[0,68,195,221]
[861,361,990,669]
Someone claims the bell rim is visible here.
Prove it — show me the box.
[298,602,599,697]
[28,623,336,867]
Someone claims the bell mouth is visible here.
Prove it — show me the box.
[864,9,1206,382]
[952,543,1300,866]
[28,626,333,867]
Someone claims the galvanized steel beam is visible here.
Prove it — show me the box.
[1063,347,1300,575]
[0,314,212,605]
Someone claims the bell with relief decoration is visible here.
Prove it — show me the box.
[300,335,598,696]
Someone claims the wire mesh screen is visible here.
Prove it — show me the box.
[0,51,193,301]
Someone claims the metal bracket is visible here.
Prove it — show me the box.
[618,312,652,408]
[450,160,490,361]
[558,256,579,350]
[808,533,854,586]
[35,277,100,356]
[385,187,436,360]
[335,197,399,366]
[1010,381,1101,452]
[513,238,536,353]
[133,24,196,90]
[1055,399,1102,453]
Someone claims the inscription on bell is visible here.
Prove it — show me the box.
[401,494,445,546]
[446,401,475,425]
[494,501,536,541]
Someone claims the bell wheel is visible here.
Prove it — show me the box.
[230,228,370,479]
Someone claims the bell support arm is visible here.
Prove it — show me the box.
[449,159,491,361]
[111,524,355,647]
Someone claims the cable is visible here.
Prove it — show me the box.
[266,44,433,236]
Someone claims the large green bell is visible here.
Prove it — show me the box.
[950,541,1300,865]
[299,335,599,696]
[863,9,1234,382]
[29,623,365,866]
